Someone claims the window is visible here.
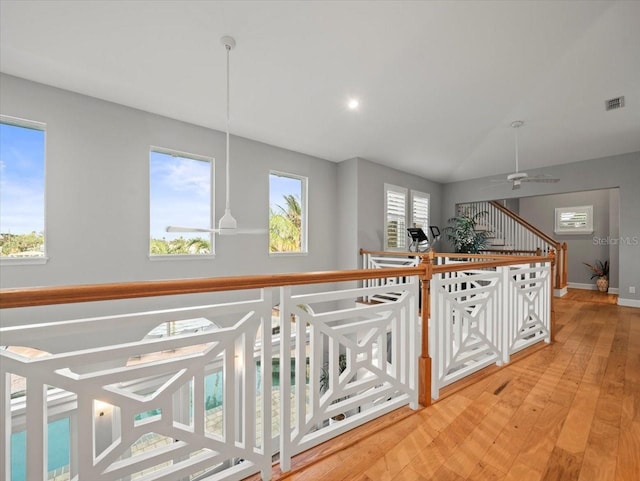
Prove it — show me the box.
[269,171,307,254]
[554,205,593,234]
[411,190,430,232]
[384,184,407,250]
[149,148,213,256]
[0,116,46,261]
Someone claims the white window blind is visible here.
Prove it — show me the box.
[384,184,407,250]
[411,191,430,232]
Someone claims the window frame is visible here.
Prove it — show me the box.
[149,146,215,259]
[0,115,48,265]
[269,170,308,256]
[384,183,408,251]
[554,205,594,235]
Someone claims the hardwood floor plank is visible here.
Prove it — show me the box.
[517,400,569,471]
[555,381,600,454]
[541,446,583,481]
[466,461,506,481]
[503,460,542,481]
[615,420,640,481]
[481,401,541,472]
[577,416,619,481]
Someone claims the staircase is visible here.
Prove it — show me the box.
[458,200,568,295]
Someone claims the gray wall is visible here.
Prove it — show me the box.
[0,74,338,288]
[1,75,447,325]
[355,157,443,258]
[519,189,618,288]
[337,158,359,270]
[442,152,640,305]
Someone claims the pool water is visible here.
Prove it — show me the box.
[11,417,69,481]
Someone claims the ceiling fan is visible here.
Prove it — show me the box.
[167,36,267,236]
[491,120,560,190]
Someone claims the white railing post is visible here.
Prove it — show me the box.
[25,380,46,481]
[501,265,511,365]
[279,286,292,473]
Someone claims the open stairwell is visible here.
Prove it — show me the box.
[458,200,568,296]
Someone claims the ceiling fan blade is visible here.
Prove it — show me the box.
[166,226,220,233]
[521,177,560,183]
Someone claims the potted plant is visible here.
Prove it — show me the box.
[584,260,609,292]
[319,353,347,423]
[443,209,492,254]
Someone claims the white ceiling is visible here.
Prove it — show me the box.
[1,0,639,183]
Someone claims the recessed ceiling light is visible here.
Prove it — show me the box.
[348,98,359,110]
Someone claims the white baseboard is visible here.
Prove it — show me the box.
[568,282,597,290]
[554,287,568,297]
[567,283,618,294]
[618,298,640,308]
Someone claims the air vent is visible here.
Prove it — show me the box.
[605,96,625,111]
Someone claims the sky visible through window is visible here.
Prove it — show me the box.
[149,151,211,241]
[269,174,301,212]
[0,122,45,235]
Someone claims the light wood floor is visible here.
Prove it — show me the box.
[263,295,639,481]
[562,288,619,305]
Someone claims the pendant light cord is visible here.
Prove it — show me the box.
[225,43,231,212]
[515,125,519,174]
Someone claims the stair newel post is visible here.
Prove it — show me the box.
[562,243,568,288]
[418,251,433,406]
[549,249,556,343]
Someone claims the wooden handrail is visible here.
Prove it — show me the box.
[0,267,426,309]
[432,255,553,274]
[479,248,540,255]
[360,248,431,259]
[361,249,539,261]
[489,200,558,247]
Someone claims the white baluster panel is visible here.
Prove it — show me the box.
[506,263,551,354]
[278,279,419,468]
[430,268,503,399]
[1,292,273,481]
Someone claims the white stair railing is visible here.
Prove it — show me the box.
[458,200,567,292]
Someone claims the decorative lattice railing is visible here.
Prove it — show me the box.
[360,250,555,401]
[0,268,422,481]
[430,260,552,399]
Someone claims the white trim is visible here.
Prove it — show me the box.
[568,282,618,295]
[618,298,640,308]
[554,205,593,235]
[554,286,568,297]
[149,254,215,261]
[0,256,49,266]
[0,114,46,130]
[568,282,598,290]
[268,252,308,258]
